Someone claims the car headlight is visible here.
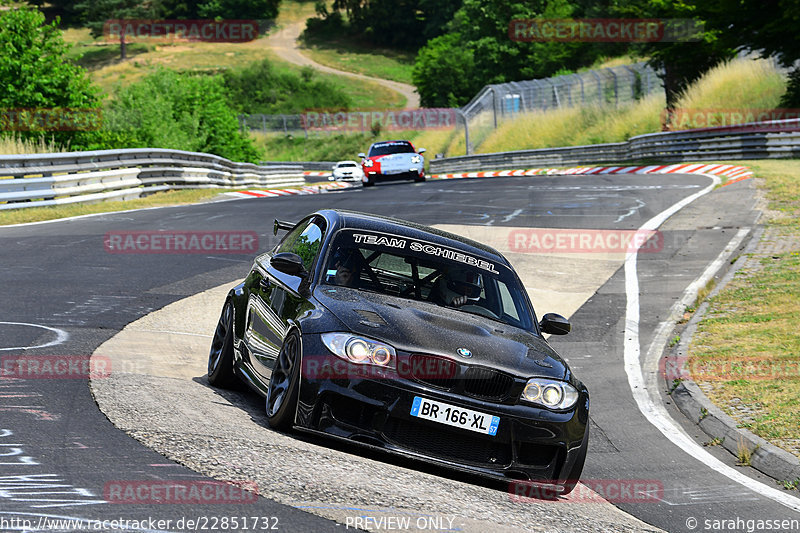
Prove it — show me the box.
[321,332,395,368]
[521,378,579,410]
[363,159,374,167]
[411,155,421,164]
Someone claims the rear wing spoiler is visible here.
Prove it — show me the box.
[273,219,295,235]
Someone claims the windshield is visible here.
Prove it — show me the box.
[368,141,416,157]
[322,229,535,331]
[337,162,357,168]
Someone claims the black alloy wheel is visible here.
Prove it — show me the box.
[207,301,238,388]
[266,332,301,430]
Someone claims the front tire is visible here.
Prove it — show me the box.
[560,426,589,495]
[266,332,301,431]
[207,301,238,388]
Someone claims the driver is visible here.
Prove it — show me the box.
[430,267,482,307]
[329,248,362,288]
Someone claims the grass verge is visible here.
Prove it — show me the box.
[0,188,241,226]
[689,159,800,459]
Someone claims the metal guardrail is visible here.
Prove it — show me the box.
[261,160,337,172]
[0,148,306,210]
[429,120,800,173]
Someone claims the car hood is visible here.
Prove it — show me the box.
[314,286,567,380]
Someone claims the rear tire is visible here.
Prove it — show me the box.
[266,332,301,431]
[207,301,238,388]
[363,177,374,187]
[414,174,426,183]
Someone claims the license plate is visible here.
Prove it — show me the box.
[410,396,499,436]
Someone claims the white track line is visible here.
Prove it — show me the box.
[623,174,800,513]
[0,322,68,351]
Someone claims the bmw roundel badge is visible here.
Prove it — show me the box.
[457,348,472,358]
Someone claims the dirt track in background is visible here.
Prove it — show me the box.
[266,21,420,109]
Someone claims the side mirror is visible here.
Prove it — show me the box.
[418,148,426,154]
[539,313,571,335]
[271,252,306,277]
[273,219,295,235]
[357,153,366,159]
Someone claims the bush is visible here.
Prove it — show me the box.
[780,67,800,108]
[223,58,352,115]
[412,33,478,107]
[100,68,262,162]
[0,7,102,148]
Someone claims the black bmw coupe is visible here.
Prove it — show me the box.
[208,209,589,493]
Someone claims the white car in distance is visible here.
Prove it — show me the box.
[329,160,365,182]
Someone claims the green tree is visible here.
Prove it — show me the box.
[413,0,611,107]
[196,0,281,19]
[0,7,101,146]
[701,0,800,107]
[155,0,280,19]
[610,0,735,111]
[103,68,262,162]
[75,0,158,60]
[412,33,477,107]
[309,0,461,50]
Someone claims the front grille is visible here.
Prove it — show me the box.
[382,417,512,467]
[405,354,459,390]
[464,367,515,401]
[405,355,516,401]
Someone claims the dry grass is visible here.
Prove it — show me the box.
[0,135,65,155]
[736,437,754,466]
[477,57,786,154]
[676,58,786,113]
[479,92,665,153]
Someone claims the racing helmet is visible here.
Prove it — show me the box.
[434,267,482,306]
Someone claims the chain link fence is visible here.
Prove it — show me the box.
[457,62,663,153]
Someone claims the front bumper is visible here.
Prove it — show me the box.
[363,167,424,182]
[296,337,589,484]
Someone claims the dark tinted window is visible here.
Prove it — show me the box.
[322,229,534,331]
[368,141,415,157]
